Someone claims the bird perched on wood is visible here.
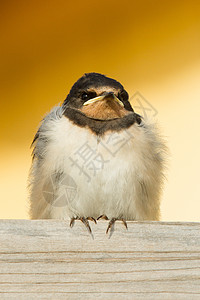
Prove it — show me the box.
[29,73,167,233]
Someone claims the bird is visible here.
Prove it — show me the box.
[29,72,167,234]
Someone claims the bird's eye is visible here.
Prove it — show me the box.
[81,91,97,101]
[81,92,89,100]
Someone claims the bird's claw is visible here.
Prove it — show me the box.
[87,217,97,224]
[70,216,96,233]
[70,216,128,235]
[106,218,128,234]
[97,214,109,220]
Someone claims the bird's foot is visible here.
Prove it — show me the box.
[70,216,96,233]
[97,214,109,221]
[106,218,128,234]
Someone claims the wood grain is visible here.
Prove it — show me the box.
[0,220,200,299]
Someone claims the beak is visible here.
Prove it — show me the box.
[83,92,124,107]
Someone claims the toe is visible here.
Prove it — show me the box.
[106,218,116,234]
[87,217,97,224]
[97,215,109,221]
[80,217,92,233]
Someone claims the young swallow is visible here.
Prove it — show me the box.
[29,73,167,234]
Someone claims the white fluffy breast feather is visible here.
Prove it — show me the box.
[29,106,167,221]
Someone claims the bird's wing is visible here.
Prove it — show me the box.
[31,106,64,160]
[29,106,64,219]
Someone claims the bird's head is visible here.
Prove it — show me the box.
[63,73,134,120]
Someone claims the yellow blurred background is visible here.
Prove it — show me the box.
[0,0,200,221]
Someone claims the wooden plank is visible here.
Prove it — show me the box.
[0,220,200,299]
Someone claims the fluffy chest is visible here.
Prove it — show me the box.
[43,115,152,219]
[46,116,144,183]
[31,108,164,221]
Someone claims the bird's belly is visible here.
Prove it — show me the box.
[49,118,144,220]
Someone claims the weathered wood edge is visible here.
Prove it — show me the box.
[0,220,200,299]
[0,220,200,253]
